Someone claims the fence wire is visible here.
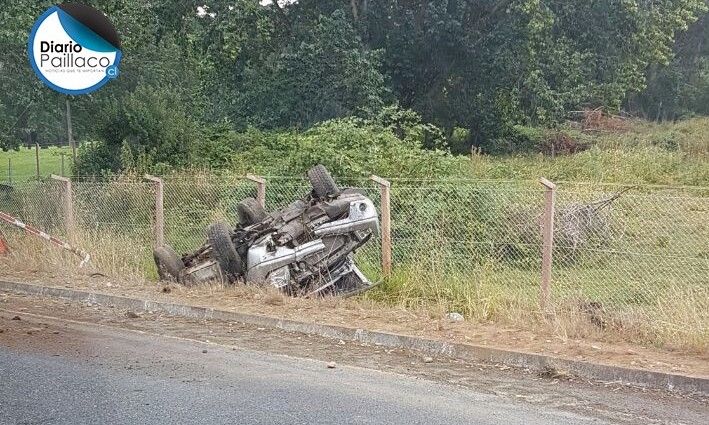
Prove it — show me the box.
[552,183,709,325]
[1,177,707,331]
[162,176,256,252]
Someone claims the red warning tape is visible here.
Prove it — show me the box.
[0,227,9,255]
[0,211,90,267]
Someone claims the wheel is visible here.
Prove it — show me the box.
[153,245,184,282]
[307,164,341,198]
[206,221,242,279]
[237,198,267,226]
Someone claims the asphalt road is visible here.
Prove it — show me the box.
[0,314,608,425]
[1,295,707,425]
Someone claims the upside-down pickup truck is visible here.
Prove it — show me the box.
[153,165,379,297]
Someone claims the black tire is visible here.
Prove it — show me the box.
[207,221,242,279]
[307,164,341,198]
[237,197,267,226]
[153,245,184,282]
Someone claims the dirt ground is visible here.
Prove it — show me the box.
[2,266,708,380]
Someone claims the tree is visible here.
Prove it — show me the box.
[276,1,708,150]
[629,11,709,120]
[3,0,708,161]
[0,1,69,150]
[234,9,387,128]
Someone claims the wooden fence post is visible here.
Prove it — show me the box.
[144,175,164,248]
[539,177,556,312]
[51,174,74,239]
[370,175,392,278]
[245,174,267,209]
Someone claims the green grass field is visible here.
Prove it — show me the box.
[464,118,709,186]
[0,146,74,182]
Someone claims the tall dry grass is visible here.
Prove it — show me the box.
[363,258,709,353]
[1,221,707,354]
[0,228,152,282]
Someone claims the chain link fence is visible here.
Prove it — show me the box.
[1,175,707,343]
[551,183,709,337]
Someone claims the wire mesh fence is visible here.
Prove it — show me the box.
[551,183,709,332]
[388,180,545,294]
[162,176,256,253]
[0,175,707,339]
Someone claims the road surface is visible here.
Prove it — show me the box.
[0,295,706,424]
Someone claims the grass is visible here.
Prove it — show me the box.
[0,228,152,281]
[0,117,707,352]
[2,178,707,352]
[363,255,709,352]
[464,118,709,186]
[0,146,74,182]
[2,118,709,186]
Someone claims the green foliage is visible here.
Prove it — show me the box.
[463,118,709,186]
[0,146,73,181]
[231,9,387,128]
[630,9,709,119]
[0,1,60,150]
[118,141,134,170]
[73,141,119,178]
[0,100,12,151]
[2,0,708,165]
[73,84,200,176]
[229,112,463,179]
[342,0,709,147]
[477,124,591,156]
[189,120,239,169]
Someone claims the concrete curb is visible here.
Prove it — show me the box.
[1,279,707,396]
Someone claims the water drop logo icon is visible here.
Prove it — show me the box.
[28,3,121,94]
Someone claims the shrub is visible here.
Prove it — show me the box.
[228,114,463,179]
[73,141,120,178]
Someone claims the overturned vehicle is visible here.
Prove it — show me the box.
[153,165,379,297]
